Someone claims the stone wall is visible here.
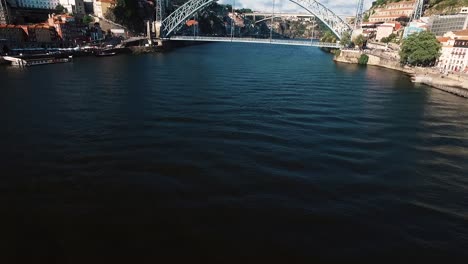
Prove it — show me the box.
[334,49,468,98]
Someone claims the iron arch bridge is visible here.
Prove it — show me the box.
[161,0,352,40]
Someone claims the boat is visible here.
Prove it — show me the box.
[3,54,73,67]
[95,51,117,57]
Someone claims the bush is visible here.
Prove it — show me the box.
[358,54,369,65]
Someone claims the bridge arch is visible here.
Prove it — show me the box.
[161,0,352,39]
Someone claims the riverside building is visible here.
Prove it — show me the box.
[437,30,468,73]
[368,0,415,23]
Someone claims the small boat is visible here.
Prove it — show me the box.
[95,51,117,57]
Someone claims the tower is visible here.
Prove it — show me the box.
[155,0,165,23]
[153,0,168,41]
[354,0,364,29]
[412,0,425,21]
[0,0,9,24]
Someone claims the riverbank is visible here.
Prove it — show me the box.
[334,49,468,98]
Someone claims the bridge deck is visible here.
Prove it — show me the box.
[168,36,341,48]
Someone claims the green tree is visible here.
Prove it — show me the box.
[55,4,67,14]
[353,34,366,49]
[82,15,94,25]
[321,31,336,43]
[400,31,441,66]
[111,0,144,32]
[358,54,369,65]
[340,31,352,47]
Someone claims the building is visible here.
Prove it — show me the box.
[83,0,93,13]
[47,13,87,45]
[369,1,415,23]
[403,20,427,38]
[427,14,468,37]
[27,24,60,43]
[93,0,115,18]
[59,0,85,16]
[437,30,468,72]
[10,0,60,10]
[375,22,401,41]
[0,24,28,50]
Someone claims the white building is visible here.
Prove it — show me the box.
[59,0,85,16]
[437,30,468,73]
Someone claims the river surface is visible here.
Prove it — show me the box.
[1,43,468,262]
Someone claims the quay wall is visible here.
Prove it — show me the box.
[334,50,468,98]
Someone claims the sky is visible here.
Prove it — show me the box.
[218,0,374,17]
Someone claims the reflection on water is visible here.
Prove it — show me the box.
[0,43,467,261]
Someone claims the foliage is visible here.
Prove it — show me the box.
[235,8,253,14]
[358,54,369,65]
[353,34,366,49]
[55,4,67,14]
[110,0,145,32]
[363,12,370,22]
[340,31,351,47]
[333,49,341,57]
[399,31,441,66]
[321,31,337,43]
[82,15,94,25]
[381,33,397,43]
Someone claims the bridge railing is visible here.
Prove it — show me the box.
[169,35,342,48]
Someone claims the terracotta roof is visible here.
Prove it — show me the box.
[437,37,450,43]
[454,29,468,36]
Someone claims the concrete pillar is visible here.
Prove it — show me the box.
[154,21,162,39]
[146,20,152,44]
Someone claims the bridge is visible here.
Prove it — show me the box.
[242,12,317,25]
[242,12,316,18]
[152,0,361,47]
[169,36,341,48]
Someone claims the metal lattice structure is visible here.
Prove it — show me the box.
[412,0,425,21]
[289,0,352,39]
[161,0,214,38]
[0,0,9,24]
[155,0,167,22]
[161,0,352,39]
[354,0,364,29]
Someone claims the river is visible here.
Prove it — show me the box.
[1,43,467,261]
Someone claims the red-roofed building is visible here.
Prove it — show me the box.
[437,30,468,72]
[47,14,87,45]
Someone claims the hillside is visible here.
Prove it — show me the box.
[370,0,468,16]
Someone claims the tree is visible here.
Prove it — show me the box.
[400,31,441,66]
[340,31,352,47]
[353,34,366,49]
[55,4,67,14]
[358,54,369,65]
[111,0,144,32]
[321,31,337,43]
[82,15,94,25]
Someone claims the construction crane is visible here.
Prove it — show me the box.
[354,0,364,29]
[0,0,10,24]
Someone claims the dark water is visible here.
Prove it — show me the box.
[1,43,467,262]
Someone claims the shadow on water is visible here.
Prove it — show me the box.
[1,44,468,262]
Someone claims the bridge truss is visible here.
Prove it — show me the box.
[161,0,352,40]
